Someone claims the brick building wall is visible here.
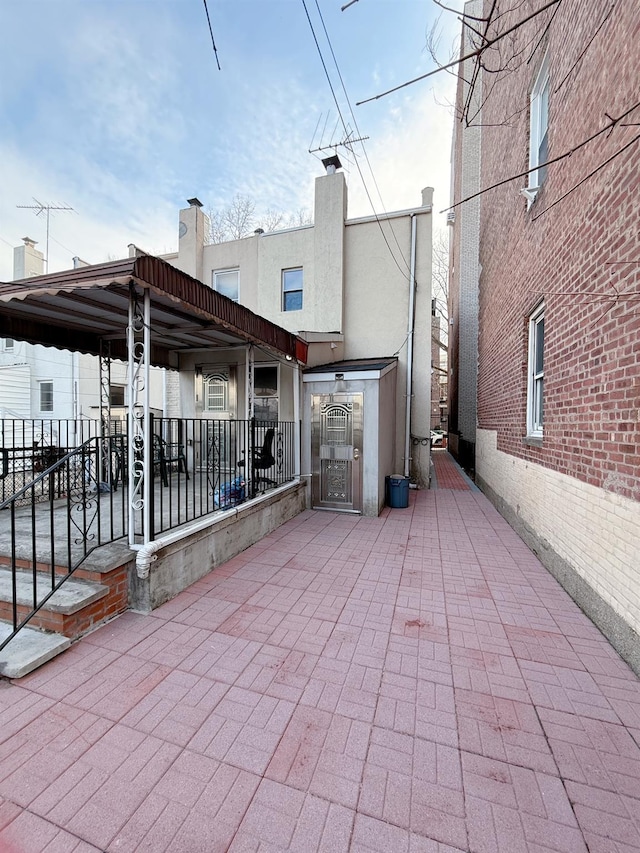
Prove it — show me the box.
[477,0,639,495]
[459,0,640,668]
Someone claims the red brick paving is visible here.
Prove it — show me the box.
[431,450,472,490]
[1,489,640,851]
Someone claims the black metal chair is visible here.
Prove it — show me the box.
[237,427,277,492]
[153,434,189,487]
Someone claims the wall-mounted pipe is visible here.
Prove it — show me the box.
[404,214,418,479]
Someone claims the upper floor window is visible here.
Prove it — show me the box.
[529,53,549,196]
[39,381,54,413]
[213,269,239,302]
[282,268,303,312]
[2,338,14,352]
[527,303,544,438]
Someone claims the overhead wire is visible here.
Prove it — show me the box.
[299,0,413,282]
[202,0,222,70]
[312,0,413,278]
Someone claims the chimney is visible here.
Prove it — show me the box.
[178,197,208,282]
[321,154,342,175]
[13,237,44,281]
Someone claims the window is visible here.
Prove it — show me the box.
[282,268,303,312]
[110,385,125,407]
[213,269,239,302]
[39,381,54,413]
[253,365,278,421]
[204,371,229,413]
[3,338,14,352]
[529,54,549,195]
[527,304,544,438]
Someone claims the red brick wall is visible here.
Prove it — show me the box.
[477,0,640,500]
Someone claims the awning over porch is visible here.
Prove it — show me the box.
[0,253,308,366]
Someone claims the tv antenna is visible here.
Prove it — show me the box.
[16,198,75,272]
[308,113,368,159]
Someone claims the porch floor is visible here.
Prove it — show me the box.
[1,453,639,852]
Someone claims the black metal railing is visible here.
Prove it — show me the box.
[148,417,296,537]
[0,418,115,503]
[0,417,297,647]
[0,436,128,653]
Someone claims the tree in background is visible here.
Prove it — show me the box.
[207,194,312,244]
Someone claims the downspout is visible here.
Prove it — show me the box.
[404,214,418,479]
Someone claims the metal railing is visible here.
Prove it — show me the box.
[148,417,297,537]
[0,437,128,652]
[0,417,297,648]
[0,418,114,503]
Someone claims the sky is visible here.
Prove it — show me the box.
[0,0,462,281]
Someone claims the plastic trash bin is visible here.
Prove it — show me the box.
[386,474,410,508]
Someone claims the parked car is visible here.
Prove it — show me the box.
[430,430,444,447]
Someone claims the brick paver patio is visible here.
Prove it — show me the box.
[1,453,639,851]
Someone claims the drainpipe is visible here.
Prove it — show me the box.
[404,214,418,479]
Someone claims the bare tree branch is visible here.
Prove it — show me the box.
[441,102,640,212]
[357,0,561,106]
[554,3,615,92]
[530,131,640,221]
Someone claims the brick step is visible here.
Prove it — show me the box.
[0,567,110,637]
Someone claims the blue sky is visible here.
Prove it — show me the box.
[1,0,461,279]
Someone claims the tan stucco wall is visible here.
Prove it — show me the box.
[343,211,432,478]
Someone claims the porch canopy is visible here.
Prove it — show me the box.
[0,253,308,366]
[0,252,308,546]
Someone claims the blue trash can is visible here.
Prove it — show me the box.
[386,474,410,508]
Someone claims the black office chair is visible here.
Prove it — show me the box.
[237,428,277,492]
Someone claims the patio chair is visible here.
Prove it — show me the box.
[153,434,189,487]
[237,427,277,491]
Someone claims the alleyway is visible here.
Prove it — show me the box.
[0,453,639,852]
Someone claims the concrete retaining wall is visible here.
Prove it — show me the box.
[129,482,307,612]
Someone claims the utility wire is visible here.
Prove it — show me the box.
[300,0,412,282]
[202,0,221,70]
[312,0,412,277]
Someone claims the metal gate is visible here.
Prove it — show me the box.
[311,393,363,512]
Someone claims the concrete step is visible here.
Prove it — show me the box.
[0,568,109,635]
[0,622,71,679]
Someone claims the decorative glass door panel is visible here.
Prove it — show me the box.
[311,393,363,512]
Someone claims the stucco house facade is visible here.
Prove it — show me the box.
[448,1,640,669]
[165,162,434,515]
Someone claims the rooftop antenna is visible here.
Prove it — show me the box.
[308,113,368,159]
[16,198,75,272]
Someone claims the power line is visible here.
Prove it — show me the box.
[202,0,221,70]
[312,0,413,277]
[300,0,412,282]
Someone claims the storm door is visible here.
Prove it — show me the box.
[311,393,363,512]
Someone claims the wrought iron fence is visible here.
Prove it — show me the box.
[0,437,128,652]
[0,418,112,503]
[0,417,297,647]
[148,417,297,537]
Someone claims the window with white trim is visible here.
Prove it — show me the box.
[282,268,303,312]
[2,338,14,352]
[213,269,239,302]
[527,304,545,438]
[39,381,54,413]
[528,53,550,196]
